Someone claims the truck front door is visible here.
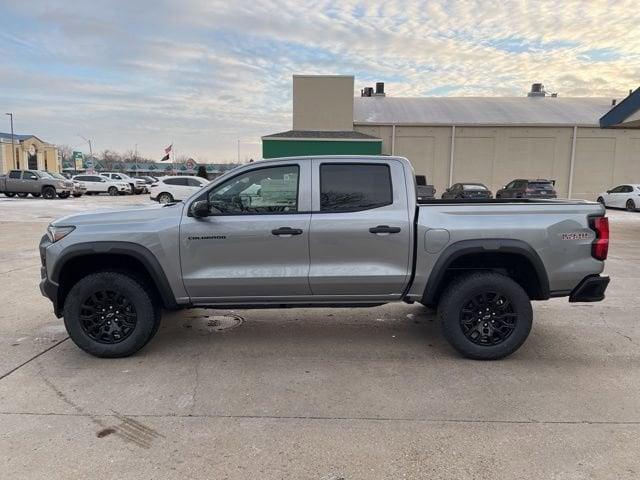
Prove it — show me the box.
[308,159,412,297]
[180,161,312,302]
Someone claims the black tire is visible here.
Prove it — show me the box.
[596,197,605,207]
[438,272,532,360]
[32,193,41,198]
[58,192,70,199]
[626,199,636,211]
[17,192,29,198]
[42,187,56,199]
[108,186,118,196]
[495,194,501,199]
[4,192,16,197]
[73,193,82,197]
[63,272,161,358]
[157,192,174,204]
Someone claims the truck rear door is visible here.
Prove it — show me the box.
[6,170,22,192]
[309,159,412,297]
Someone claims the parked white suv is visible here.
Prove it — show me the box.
[101,172,147,194]
[597,184,640,211]
[150,176,208,203]
[72,174,130,196]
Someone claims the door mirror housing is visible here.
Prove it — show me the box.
[190,200,210,217]
[606,190,612,194]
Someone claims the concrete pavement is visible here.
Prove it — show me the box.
[0,195,639,479]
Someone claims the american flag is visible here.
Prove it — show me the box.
[161,144,172,161]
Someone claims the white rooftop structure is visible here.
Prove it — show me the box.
[354,96,615,127]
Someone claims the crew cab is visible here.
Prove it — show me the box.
[1,169,74,199]
[39,156,610,360]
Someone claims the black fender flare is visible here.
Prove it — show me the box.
[51,241,179,309]
[421,238,550,305]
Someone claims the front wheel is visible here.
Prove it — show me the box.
[63,272,161,358]
[438,272,532,360]
[17,192,28,198]
[108,186,118,196]
[626,199,636,211]
[4,192,16,197]
[58,192,70,199]
[42,187,56,199]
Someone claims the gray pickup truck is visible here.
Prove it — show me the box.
[1,169,75,199]
[39,156,610,360]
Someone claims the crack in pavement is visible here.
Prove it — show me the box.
[0,337,69,381]
[0,411,639,425]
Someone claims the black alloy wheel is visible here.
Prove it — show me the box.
[627,199,636,211]
[42,187,56,199]
[108,186,118,196]
[79,290,138,344]
[459,292,517,346]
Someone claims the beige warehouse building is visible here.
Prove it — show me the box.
[264,75,640,200]
[0,133,61,174]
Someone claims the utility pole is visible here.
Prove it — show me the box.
[5,113,15,169]
[78,134,93,172]
[237,139,240,163]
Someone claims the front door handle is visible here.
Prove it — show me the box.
[271,227,303,236]
[369,225,401,234]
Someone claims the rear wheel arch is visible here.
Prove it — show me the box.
[422,239,550,306]
[53,242,179,314]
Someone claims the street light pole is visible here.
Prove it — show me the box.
[5,113,15,169]
[78,134,93,172]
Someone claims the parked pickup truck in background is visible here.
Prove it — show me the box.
[1,169,74,199]
[39,156,610,360]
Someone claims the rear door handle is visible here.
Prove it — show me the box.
[271,227,303,236]
[369,225,401,234]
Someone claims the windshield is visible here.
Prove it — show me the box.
[529,182,554,189]
[462,184,487,190]
[45,171,65,180]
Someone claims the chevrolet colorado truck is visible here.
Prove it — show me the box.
[39,156,610,359]
[1,169,74,199]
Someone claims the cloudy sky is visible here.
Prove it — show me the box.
[1,1,638,162]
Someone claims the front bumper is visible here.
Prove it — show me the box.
[569,275,610,302]
[39,234,61,316]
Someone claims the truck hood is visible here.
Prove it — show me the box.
[51,202,184,227]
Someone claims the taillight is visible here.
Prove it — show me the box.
[589,216,609,260]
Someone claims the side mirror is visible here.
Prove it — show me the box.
[191,200,219,218]
[606,190,611,194]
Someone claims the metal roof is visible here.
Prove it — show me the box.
[263,130,381,140]
[354,97,616,127]
[0,132,42,142]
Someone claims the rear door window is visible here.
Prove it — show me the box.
[320,164,392,212]
[9,170,21,179]
[165,178,188,186]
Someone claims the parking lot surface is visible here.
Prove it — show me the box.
[0,194,639,479]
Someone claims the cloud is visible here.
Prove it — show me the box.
[0,0,638,161]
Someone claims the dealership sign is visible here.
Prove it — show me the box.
[73,151,84,170]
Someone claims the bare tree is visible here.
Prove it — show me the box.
[57,144,73,162]
[100,150,122,171]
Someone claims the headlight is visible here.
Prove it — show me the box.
[47,225,75,243]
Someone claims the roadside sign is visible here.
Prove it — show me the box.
[85,159,94,169]
[73,151,84,170]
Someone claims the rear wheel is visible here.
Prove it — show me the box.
[32,193,41,198]
[63,272,161,358]
[597,197,605,207]
[108,186,118,196]
[626,199,636,211]
[42,187,56,199]
[438,272,532,360]
[4,192,16,197]
[17,192,28,198]
[157,192,174,204]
